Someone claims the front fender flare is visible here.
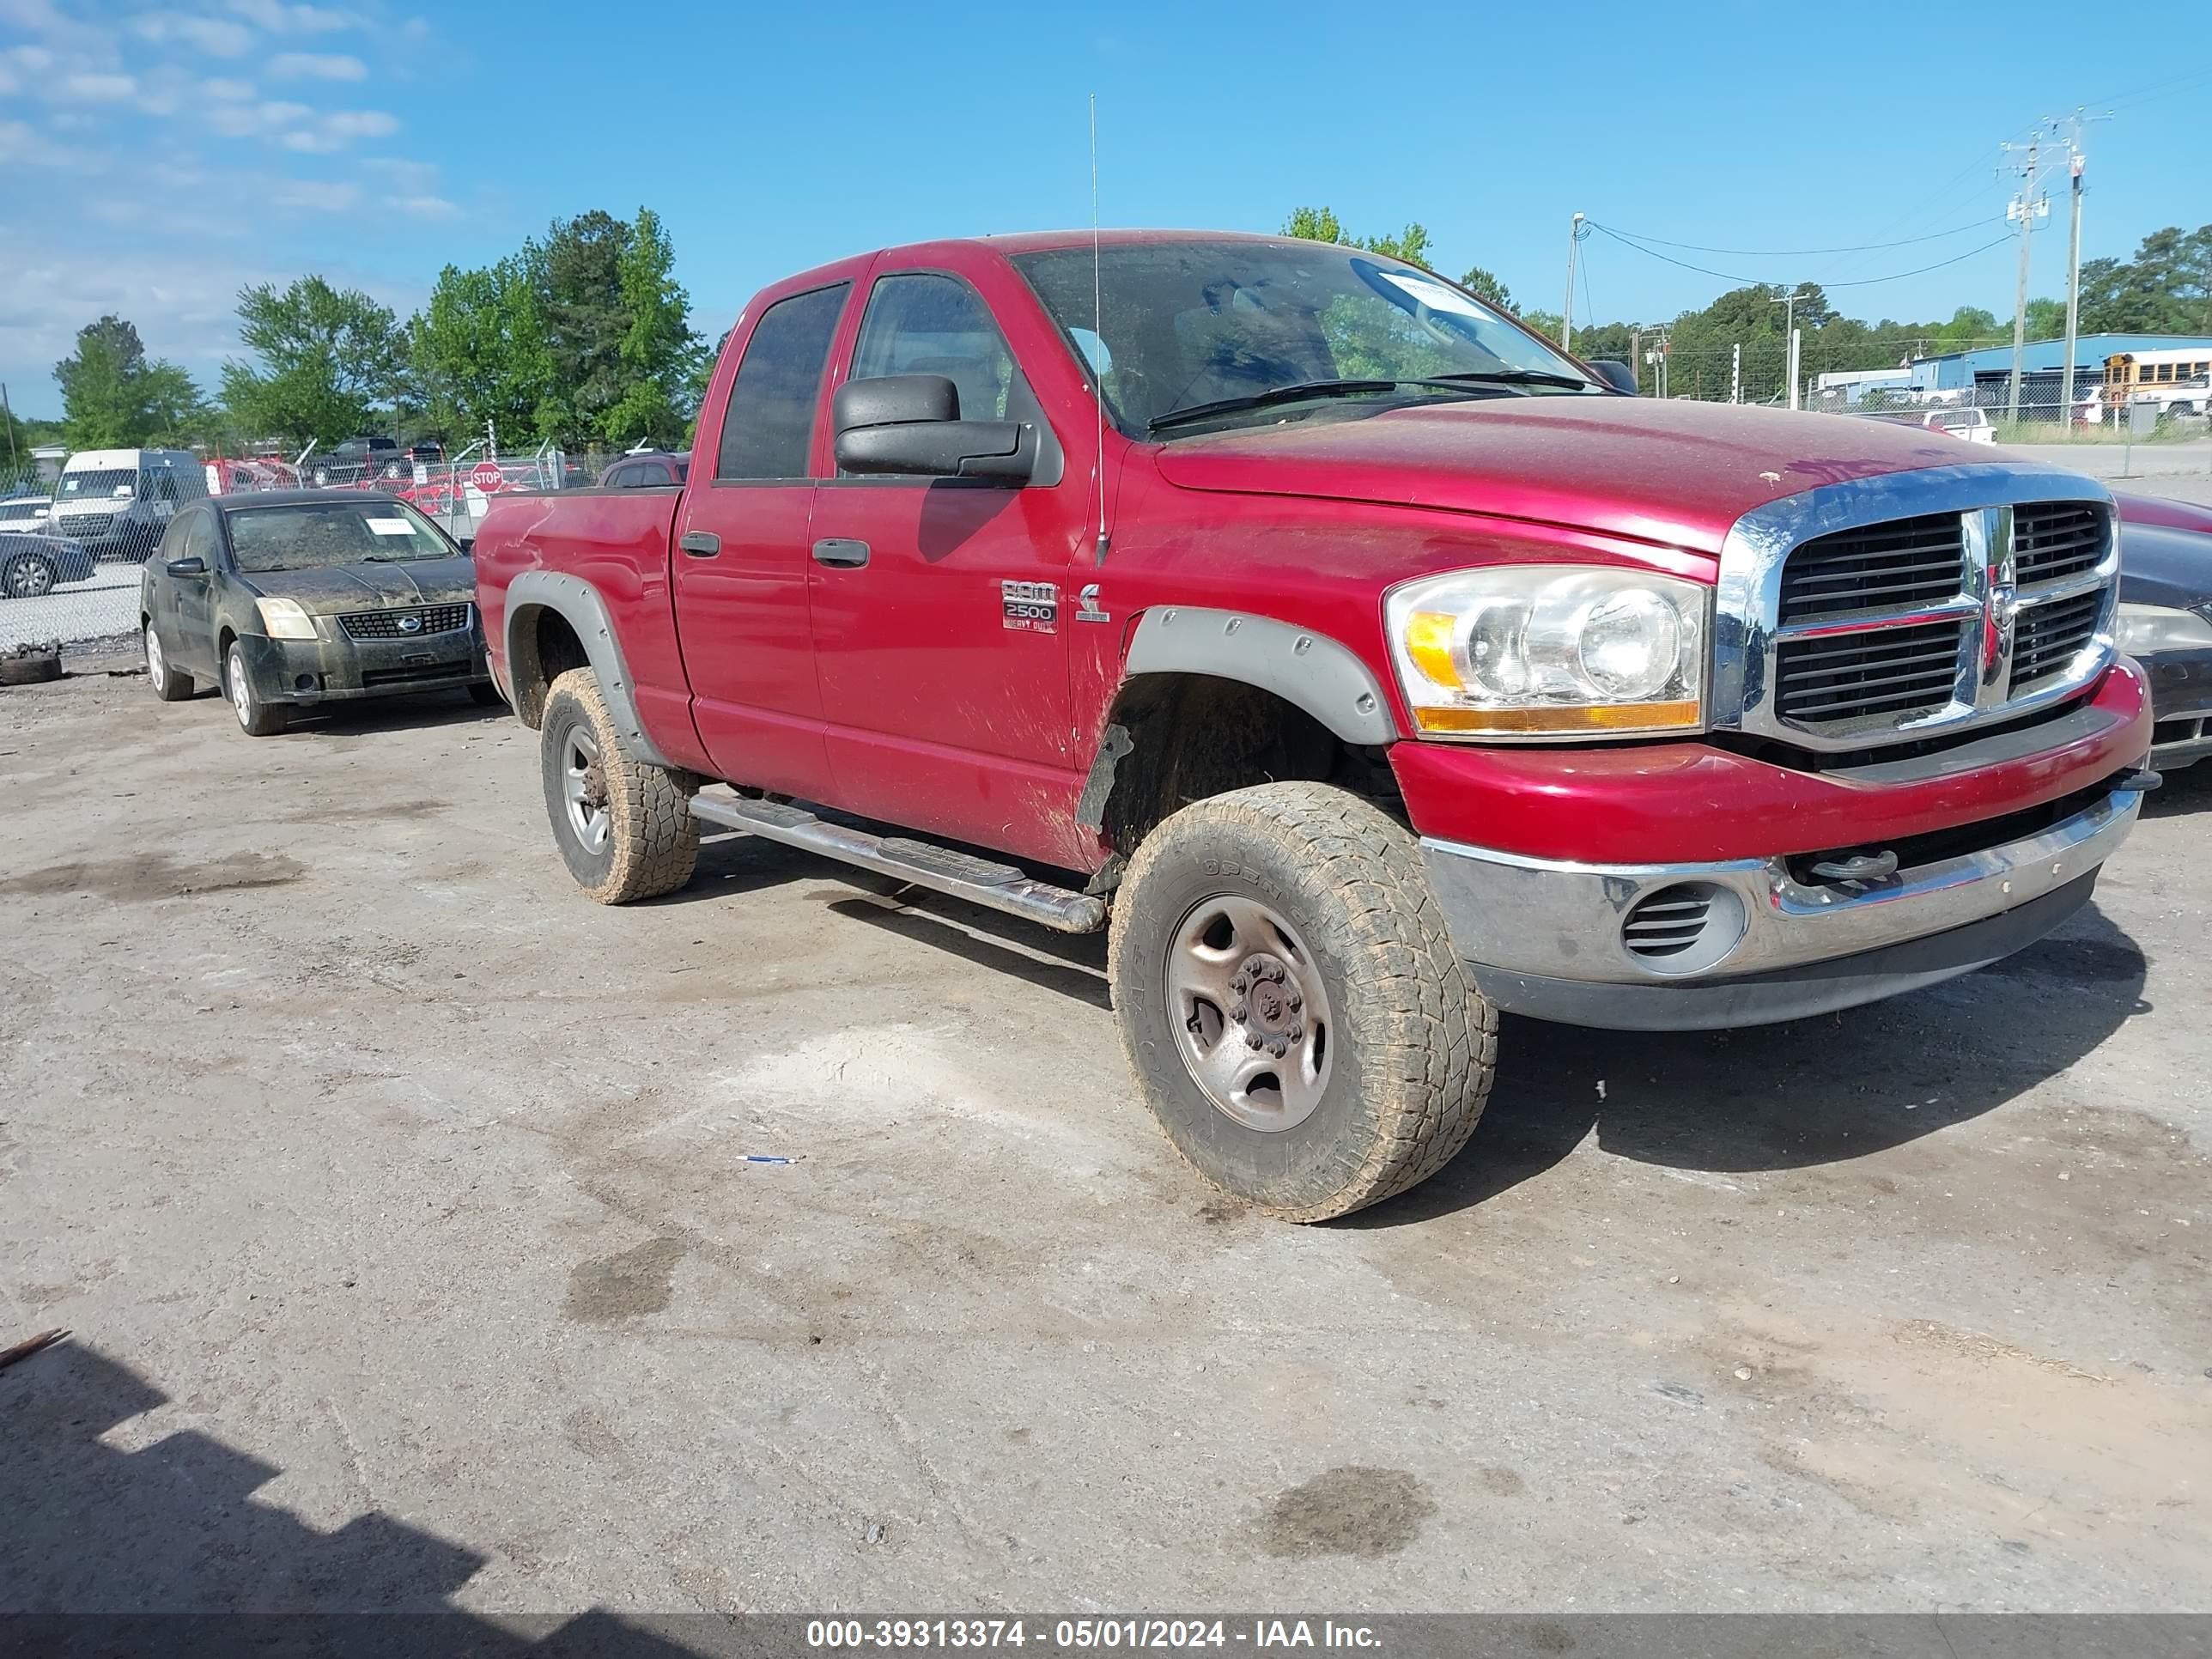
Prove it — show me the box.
[1120,607,1399,744]
[502,569,674,769]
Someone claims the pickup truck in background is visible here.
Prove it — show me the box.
[472,230,2152,1221]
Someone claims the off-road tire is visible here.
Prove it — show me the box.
[1109,781,1497,1222]
[145,621,192,700]
[539,666,699,904]
[225,641,288,737]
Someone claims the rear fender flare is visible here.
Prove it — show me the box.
[502,569,673,769]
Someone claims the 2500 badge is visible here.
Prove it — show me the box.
[1000,580,1060,633]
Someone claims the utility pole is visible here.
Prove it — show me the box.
[0,382,15,471]
[2051,107,2111,432]
[1730,343,1742,404]
[2002,130,2051,422]
[1562,212,1585,352]
[1628,326,1642,394]
[1769,287,1806,408]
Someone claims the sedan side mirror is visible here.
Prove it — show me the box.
[1586,359,1638,395]
[832,374,1035,484]
[165,556,206,576]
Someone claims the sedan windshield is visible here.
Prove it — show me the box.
[1012,239,1600,435]
[227,501,455,572]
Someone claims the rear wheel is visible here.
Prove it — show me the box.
[539,667,698,903]
[2,551,55,599]
[144,621,193,700]
[1109,781,1497,1222]
[224,641,288,737]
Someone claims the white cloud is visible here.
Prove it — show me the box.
[0,114,100,169]
[268,49,363,79]
[322,108,395,138]
[386,192,456,219]
[200,75,252,99]
[226,0,349,32]
[270,179,358,211]
[131,12,254,56]
[56,70,137,101]
[204,95,309,135]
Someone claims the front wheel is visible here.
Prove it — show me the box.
[3,551,55,599]
[1109,781,1497,1222]
[225,641,288,737]
[538,667,698,903]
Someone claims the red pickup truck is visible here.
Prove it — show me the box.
[474,230,2151,1221]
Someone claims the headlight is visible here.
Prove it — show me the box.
[2115,601,2212,656]
[255,597,319,640]
[1384,565,1707,738]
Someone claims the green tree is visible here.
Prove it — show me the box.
[2077,224,2212,333]
[411,254,555,447]
[1458,266,1513,312]
[523,208,705,447]
[53,316,206,448]
[222,276,409,448]
[1280,207,1435,272]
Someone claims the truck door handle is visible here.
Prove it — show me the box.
[812,538,870,568]
[678,531,720,558]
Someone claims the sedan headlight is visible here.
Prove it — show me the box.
[1383,565,1708,738]
[2115,601,2212,656]
[255,597,319,640]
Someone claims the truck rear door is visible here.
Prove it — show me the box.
[671,279,853,799]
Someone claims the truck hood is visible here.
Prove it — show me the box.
[242,556,476,614]
[1151,397,2003,556]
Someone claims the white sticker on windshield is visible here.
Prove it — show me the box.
[364,517,415,537]
[1372,269,1490,319]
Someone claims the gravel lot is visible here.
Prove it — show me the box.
[3,635,2209,1620]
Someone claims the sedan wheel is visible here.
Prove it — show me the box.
[225,642,289,737]
[144,622,194,700]
[3,553,55,599]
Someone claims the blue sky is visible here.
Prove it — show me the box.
[3,0,2208,418]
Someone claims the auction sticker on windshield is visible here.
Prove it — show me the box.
[365,518,416,536]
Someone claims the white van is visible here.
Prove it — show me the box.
[48,447,208,563]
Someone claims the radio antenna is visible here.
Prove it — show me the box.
[1090,92,1109,562]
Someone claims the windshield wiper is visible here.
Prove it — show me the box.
[1147,379,1402,433]
[1421,369,1596,392]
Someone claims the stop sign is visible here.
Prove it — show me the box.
[471,461,503,490]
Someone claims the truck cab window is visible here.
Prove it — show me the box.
[716,283,849,482]
[850,273,1027,427]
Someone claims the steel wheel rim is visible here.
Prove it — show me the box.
[144,624,165,687]
[562,726,611,853]
[1164,892,1334,1133]
[228,648,251,729]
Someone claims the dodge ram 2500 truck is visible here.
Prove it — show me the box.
[473,230,2152,1221]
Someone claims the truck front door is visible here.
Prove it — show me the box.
[670,280,851,799]
[806,269,1086,867]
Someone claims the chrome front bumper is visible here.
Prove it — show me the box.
[1421,785,2142,1030]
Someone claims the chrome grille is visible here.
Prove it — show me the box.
[1776,620,1964,724]
[339,603,471,641]
[56,513,113,537]
[2011,589,2103,689]
[1778,513,1965,625]
[2014,502,2105,585]
[1713,471,2118,753]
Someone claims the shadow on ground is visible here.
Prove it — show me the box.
[672,830,2148,1227]
[2144,758,2212,818]
[0,1341,725,1654]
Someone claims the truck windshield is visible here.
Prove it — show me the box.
[227,501,455,571]
[1012,240,1600,436]
[59,469,136,498]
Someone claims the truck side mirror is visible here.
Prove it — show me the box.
[1586,359,1638,395]
[832,374,1036,484]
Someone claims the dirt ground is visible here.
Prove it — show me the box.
[2,641,2209,1620]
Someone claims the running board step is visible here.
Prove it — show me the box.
[689,792,1108,934]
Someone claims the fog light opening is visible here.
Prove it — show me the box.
[294,673,318,694]
[1622,882,1747,977]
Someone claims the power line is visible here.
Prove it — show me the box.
[1587,219,1998,258]
[1588,222,2017,289]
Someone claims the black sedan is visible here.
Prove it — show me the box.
[140,490,495,737]
[2116,491,2212,772]
[1,530,95,599]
